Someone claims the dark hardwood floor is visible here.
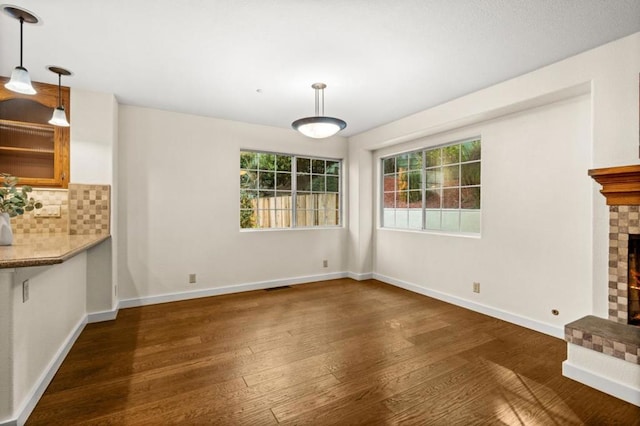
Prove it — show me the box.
[28,279,640,425]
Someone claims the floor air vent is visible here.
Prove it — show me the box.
[265,285,292,291]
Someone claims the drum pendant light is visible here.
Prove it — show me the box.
[47,66,72,127]
[3,6,38,95]
[292,83,346,139]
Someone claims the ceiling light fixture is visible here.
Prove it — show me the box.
[3,6,38,95]
[47,66,72,127]
[292,83,346,139]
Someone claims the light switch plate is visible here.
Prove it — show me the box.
[33,205,61,218]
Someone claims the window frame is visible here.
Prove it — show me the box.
[240,149,343,230]
[379,138,481,235]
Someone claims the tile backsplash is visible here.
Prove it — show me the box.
[10,184,110,235]
[68,184,111,235]
[11,189,69,234]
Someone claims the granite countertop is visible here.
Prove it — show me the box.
[0,233,110,268]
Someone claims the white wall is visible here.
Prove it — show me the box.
[0,271,14,422]
[348,32,640,334]
[12,257,87,422]
[374,95,592,332]
[70,89,117,185]
[70,88,119,314]
[117,106,348,301]
[111,97,119,309]
[347,147,373,278]
[0,254,87,425]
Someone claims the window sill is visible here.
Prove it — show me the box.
[377,227,481,239]
[240,225,344,233]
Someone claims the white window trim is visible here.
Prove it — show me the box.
[379,138,481,235]
[240,149,344,231]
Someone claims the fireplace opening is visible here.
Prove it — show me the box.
[627,235,640,325]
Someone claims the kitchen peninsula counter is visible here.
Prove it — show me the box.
[0,233,110,268]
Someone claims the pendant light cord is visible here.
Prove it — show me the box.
[57,73,62,108]
[19,17,24,67]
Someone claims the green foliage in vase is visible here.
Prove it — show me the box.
[0,174,43,217]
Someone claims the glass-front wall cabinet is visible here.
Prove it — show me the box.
[0,76,70,188]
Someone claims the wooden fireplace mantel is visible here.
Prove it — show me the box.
[589,164,640,205]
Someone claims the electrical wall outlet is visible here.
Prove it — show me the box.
[23,279,29,302]
[473,282,480,293]
[323,260,328,268]
[189,273,197,284]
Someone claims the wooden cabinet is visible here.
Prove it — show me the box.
[0,76,70,188]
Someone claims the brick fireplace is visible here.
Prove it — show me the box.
[590,165,640,327]
[611,209,640,325]
[565,165,640,366]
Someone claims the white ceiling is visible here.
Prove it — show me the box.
[1,0,639,136]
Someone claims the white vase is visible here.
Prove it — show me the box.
[0,213,13,246]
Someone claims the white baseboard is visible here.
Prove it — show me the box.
[2,317,88,426]
[563,361,640,407]
[373,273,564,339]
[348,271,373,281]
[87,308,119,323]
[119,272,349,308]
[95,272,355,319]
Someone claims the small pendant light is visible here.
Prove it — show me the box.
[47,66,72,127]
[292,83,346,139]
[3,6,39,95]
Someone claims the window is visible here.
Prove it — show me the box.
[382,139,481,233]
[240,150,341,229]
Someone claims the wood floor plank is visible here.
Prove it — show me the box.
[328,326,496,386]
[31,376,248,424]
[242,351,336,388]
[26,279,640,425]
[276,355,469,425]
[92,373,340,425]
[187,374,340,424]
